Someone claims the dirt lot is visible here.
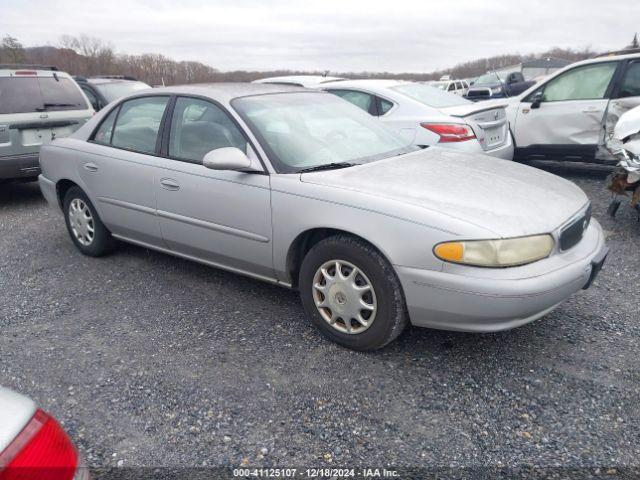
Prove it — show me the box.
[1,163,638,476]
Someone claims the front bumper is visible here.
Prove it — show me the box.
[0,153,40,180]
[396,219,607,332]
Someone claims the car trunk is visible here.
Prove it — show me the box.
[439,103,509,152]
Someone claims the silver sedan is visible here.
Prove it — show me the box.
[38,84,608,350]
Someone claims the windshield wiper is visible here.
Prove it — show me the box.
[298,162,356,173]
[36,103,78,111]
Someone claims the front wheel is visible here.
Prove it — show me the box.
[299,235,408,351]
[63,186,116,256]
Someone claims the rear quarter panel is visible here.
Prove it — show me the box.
[0,387,36,453]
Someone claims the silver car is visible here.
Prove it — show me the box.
[38,84,608,350]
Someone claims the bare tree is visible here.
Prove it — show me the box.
[0,35,25,63]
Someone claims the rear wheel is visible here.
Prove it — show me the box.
[299,235,408,351]
[63,186,116,256]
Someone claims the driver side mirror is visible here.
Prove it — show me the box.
[203,147,254,172]
[530,91,543,109]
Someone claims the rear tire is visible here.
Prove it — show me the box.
[63,186,116,257]
[299,235,408,351]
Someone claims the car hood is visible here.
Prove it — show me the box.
[300,149,588,238]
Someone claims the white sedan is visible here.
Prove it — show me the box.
[318,79,514,159]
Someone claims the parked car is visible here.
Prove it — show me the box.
[429,79,469,96]
[319,79,513,159]
[0,65,93,182]
[466,71,536,101]
[508,52,640,163]
[38,84,607,350]
[606,104,640,217]
[0,386,86,480]
[74,75,151,111]
[252,75,344,88]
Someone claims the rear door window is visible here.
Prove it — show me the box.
[328,89,377,115]
[110,96,169,154]
[618,61,640,98]
[378,97,394,115]
[93,107,120,145]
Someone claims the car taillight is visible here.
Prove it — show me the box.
[421,123,476,142]
[0,409,78,480]
[14,71,37,76]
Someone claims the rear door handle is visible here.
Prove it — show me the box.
[83,162,98,172]
[160,178,180,191]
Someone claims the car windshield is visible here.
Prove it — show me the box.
[94,81,151,102]
[474,72,505,85]
[390,83,470,108]
[232,92,417,173]
[430,81,448,90]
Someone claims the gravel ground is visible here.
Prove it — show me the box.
[0,164,639,475]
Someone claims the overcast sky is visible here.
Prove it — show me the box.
[2,0,639,73]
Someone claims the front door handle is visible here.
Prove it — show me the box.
[83,162,98,172]
[160,178,180,191]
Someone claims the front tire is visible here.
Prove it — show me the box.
[63,186,116,256]
[299,235,408,351]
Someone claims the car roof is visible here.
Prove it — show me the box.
[0,68,72,78]
[253,75,344,87]
[319,79,410,90]
[568,51,640,67]
[144,82,311,102]
[85,77,144,85]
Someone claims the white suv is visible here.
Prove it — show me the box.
[508,52,640,163]
[429,79,469,96]
[0,65,93,182]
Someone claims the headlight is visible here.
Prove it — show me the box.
[434,234,555,267]
[490,86,503,95]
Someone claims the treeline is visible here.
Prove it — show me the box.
[1,33,635,85]
[430,47,601,80]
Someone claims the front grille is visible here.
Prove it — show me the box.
[466,88,491,99]
[560,204,592,251]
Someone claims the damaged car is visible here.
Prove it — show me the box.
[508,52,640,163]
[38,84,608,351]
[606,104,640,217]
